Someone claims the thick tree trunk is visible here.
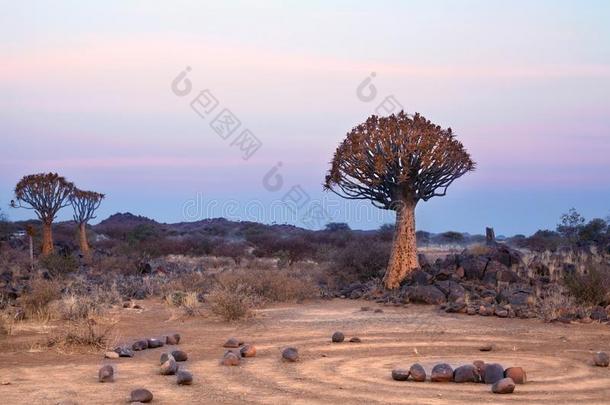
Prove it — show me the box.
[383,200,419,289]
[78,222,91,260]
[41,221,54,256]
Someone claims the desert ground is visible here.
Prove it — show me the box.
[1,299,609,405]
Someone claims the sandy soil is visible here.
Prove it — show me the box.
[1,299,609,404]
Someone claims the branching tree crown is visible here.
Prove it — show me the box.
[324,111,475,209]
[70,189,105,224]
[11,173,75,223]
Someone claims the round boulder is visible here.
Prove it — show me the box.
[391,368,409,381]
[147,338,164,349]
[223,337,241,348]
[129,388,153,403]
[132,340,148,351]
[491,377,516,394]
[176,370,193,385]
[431,363,454,382]
[331,331,345,343]
[282,347,299,362]
[409,363,426,382]
[166,333,181,345]
[221,352,241,366]
[594,352,609,367]
[160,358,178,375]
[453,365,478,383]
[484,363,505,384]
[171,350,188,362]
[160,352,174,365]
[240,344,257,358]
[504,367,527,384]
[98,365,114,383]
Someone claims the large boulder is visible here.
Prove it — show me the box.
[460,255,488,280]
[98,365,114,383]
[504,367,527,384]
[409,363,426,382]
[491,377,516,394]
[129,388,153,403]
[431,363,454,382]
[391,368,410,381]
[435,280,466,302]
[405,285,447,305]
[594,352,609,367]
[484,363,505,384]
[453,365,479,383]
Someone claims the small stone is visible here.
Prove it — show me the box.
[240,344,256,358]
[391,368,409,381]
[98,365,114,383]
[132,340,148,351]
[160,358,178,375]
[104,351,119,359]
[466,307,477,316]
[331,331,345,343]
[282,347,299,362]
[594,351,609,367]
[171,350,188,362]
[160,353,174,365]
[484,363,505,384]
[409,363,426,382]
[129,388,153,403]
[431,363,454,382]
[166,333,181,345]
[473,360,486,378]
[349,337,361,343]
[453,365,478,383]
[479,344,493,352]
[504,367,527,384]
[147,338,164,349]
[221,352,241,366]
[176,370,193,385]
[374,308,384,313]
[114,346,134,358]
[223,337,240,348]
[492,377,516,394]
[122,302,132,308]
[133,304,143,309]
[360,306,371,311]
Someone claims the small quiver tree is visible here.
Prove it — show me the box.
[70,189,104,260]
[324,112,475,289]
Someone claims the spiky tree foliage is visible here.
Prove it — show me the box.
[70,189,105,259]
[324,112,475,289]
[11,173,75,255]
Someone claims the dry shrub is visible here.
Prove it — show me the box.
[19,277,61,320]
[47,317,116,350]
[207,283,259,321]
[38,254,78,277]
[537,284,578,322]
[0,313,13,336]
[467,244,493,256]
[563,264,610,306]
[52,294,107,321]
[163,291,201,316]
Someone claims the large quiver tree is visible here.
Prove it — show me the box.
[11,173,74,256]
[70,189,104,260]
[324,112,475,289]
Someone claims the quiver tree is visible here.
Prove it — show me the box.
[324,112,475,289]
[70,189,104,260]
[11,173,74,256]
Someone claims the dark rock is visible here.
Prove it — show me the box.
[132,340,148,351]
[160,353,173,364]
[496,269,519,283]
[166,333,181,345]
[591,307,608,322]
[160,358,178,375]
[473,360,486,377]
[114,346,134,358]
[374,308,384,313]
[461,255,488,280]
[129,388,153,403]
[176,370,193,385]
[405,285,446,305]
[594,352,609,367]
[171,350,188,362]
[391,368,409,381]
[492,377,516,394]
[221,352,241,366]
[223,337,241,348]
[453,365,478,383]
[331,331,345,343]
[98,365,114,383]
[504,367,527,384]
[349,337,361,343]
[484,363,505,384]
[147,338,164,349]
[409,270,433,285]
[122,301,132,308]
[435,280,466,302]
[240,344,257,358]
[509,291,533,306]
[409,363,426,382]
[479,344,494,352]
[282,347,299,362]
[431,363,454,382]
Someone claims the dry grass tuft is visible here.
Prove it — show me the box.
[19,277,62,321]
[47,317,117,351]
